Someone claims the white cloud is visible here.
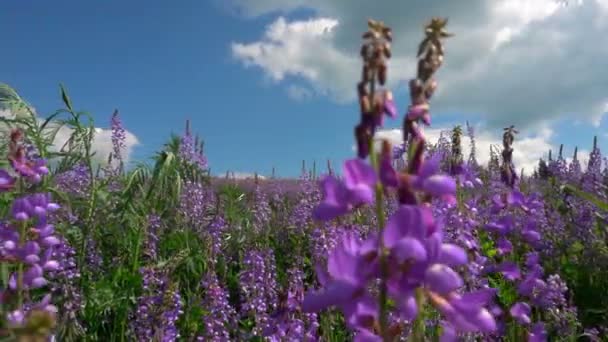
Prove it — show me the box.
[231,17,361,102]
[229,0,608,130]
[286,84,313,101]
[0,109,139,166]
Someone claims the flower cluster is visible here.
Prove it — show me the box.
[354,19,396,160]
[501,126,518,188]
[7,128,49,184]
[179,120,208,170]
[1,129,59,340]
[303,18,497,341]
[110,109,127,168]
[130,267,183,341]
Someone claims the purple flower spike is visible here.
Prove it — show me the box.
[380,153,398,188]
[406,103,430,121]
[11,198,32,221]
[303,233,374,314]
[343,159,377,203]
[496,237,513,255]
[383,206,431,249]
[6,309,25,326]
[421,175,457,202]
[440,321,457,342]
[509,302,531,324]
[409,155,457,203]
[354,329,383,342]
[425,264,463,294]
[313,159,377,221]
[431,291,497,333]
[0,169,16,192]
[438,244,468,267]
[497,261,521,281]
[384,98,397,118]
[393,237,427,263]
[313,176,351,221]
[528,322,547,342]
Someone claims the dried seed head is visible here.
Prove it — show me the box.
[373,95,384,114]
[362,31,374,40]
[360,44,369,59]
[357,82,368,98]
[425,17,452,38]
[381,139,392,158]
[424,80,437,100]
[383,42,392,58]
[10,128,23,144]
[378,63,387,85]
[362,64,373,83]
[409,78,426,105]
[360,96,371,114]
[382,27,392,41]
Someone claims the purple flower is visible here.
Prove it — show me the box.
[373,91,398,127]
[313,159,377,221]
[303,233,379,331]
[528,322,547,342]
[429,289,497,333]
[111,110,127,166]
[0,169,16,192]
[199,272,235,341]
[496,261,521,281]
[509,302,531,325]
[9,153,49,184]
[408,155,457,203]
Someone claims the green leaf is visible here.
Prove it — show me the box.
[60,83,74,112]
[562,184,608,211]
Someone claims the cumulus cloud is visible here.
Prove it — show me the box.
[0,108,139,166]
[286,84,313,101]
[229,0,608,130]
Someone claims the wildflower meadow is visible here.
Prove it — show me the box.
[2,16,608,342]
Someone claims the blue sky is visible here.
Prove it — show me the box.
[2,0,608,177]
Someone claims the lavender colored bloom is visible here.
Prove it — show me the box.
[1,189,61,341]
[239,249,278,337]
[179,120,208,170]
[528,322,547,342]
[143,214,161,262]
[160,286,183,342]
[0,169,16,192]
[110,110,126,166]
[54,163,91,198]
[252,184,272,233]
[496,261,521,281]
[10,157,49,184]
[199,272,236,341]
[303,233,379,331]
[313,159,377,221]
[509,302,532,325]
[130,268,183,341]
[409,155,457,203]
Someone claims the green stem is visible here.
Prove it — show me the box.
[409,288,426,342]
[79,130,97,283]
[368,128,390,341]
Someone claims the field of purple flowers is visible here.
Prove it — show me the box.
[1,17,608,342]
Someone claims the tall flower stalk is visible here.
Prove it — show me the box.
[1,128,59,340]
[304,18,496,342]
